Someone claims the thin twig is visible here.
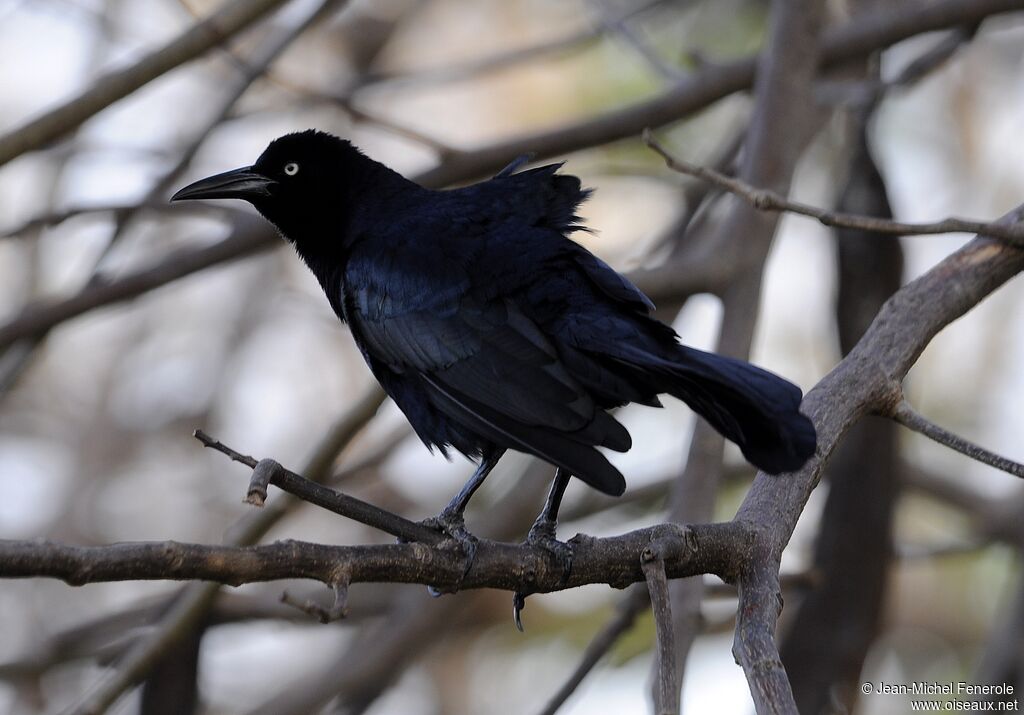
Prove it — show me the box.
[280,577,350,624]
[194,430,442,544]
[890,400,1024,478]
[644,130,1024,246]
[589,0,685,82]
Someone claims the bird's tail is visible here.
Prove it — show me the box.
[617,344,816,474]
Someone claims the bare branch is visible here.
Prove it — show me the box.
[0,202,234,240]
[889,399,1024,478]
[351,0,670,88]
[642,538,688,715]
[0,522,746,595]
[644,131,1024,246]
[280,577,350,624]
[733,553,794,715]
[0,215,277,352]
[590,0,685,82]
[194,430,442,544]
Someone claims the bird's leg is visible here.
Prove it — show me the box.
[513,468,574,631]
[527,467,572,546]
[418,448,504,593]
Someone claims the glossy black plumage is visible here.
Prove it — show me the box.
[172,130,816,499]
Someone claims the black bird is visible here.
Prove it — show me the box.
[172,130,815,616]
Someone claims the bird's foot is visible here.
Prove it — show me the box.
[512,517,574,631]
[416,509,478,596]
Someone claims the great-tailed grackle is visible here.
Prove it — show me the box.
[173,130,816,621]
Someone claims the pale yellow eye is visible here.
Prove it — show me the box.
[284,162,299,176]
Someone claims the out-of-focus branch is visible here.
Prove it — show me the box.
[0,215,278,352]
[644,133,1024,245]
[889,400,1024,478]
[590,0,686,82]
[818,24,977,109]
[537,585,650,715]
[0,0,293,168]
[0,0,1013,352]
[415,0,1022,187]
[138,0,344,215]
[338,0,669,89]
[0,202,234,240]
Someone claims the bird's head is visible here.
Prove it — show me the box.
[171,130,381,242]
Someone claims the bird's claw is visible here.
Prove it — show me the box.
[512,592,527,632]
[526,519,574,585]
[416,509,478,595]
[511,519,574,631]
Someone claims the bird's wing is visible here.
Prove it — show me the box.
[346,258,628,494]
[571,248,656,313]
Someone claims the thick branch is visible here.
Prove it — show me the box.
[0,522,747,595]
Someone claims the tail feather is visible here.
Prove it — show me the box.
[612,344,816,474]
[670,347,816,473]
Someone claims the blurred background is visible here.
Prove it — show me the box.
[1,0,1023,713]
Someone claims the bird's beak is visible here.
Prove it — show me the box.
[170,166,276,202]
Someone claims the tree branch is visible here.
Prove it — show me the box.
[643,538,686,715]
[0,522,746,595]
[0,215,278,351]
[732,209,1024,711]
[193,430,443,544]
[415,0,1021,187]
[889,399,1024,478]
